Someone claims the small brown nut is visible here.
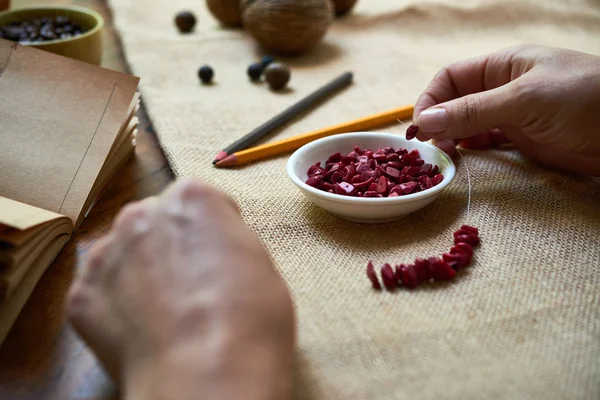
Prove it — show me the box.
[264,63,290,90]
[175,11,196,33]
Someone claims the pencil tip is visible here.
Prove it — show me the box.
[215,155,238,167]
[212,151,229,164]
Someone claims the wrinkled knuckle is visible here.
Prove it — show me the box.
[458,96,483,129]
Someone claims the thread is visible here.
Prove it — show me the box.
[398,120,472,223]
[456,148,471,224]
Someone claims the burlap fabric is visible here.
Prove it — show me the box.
[107,0,600,398]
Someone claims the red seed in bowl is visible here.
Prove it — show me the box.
[304,146,443,198]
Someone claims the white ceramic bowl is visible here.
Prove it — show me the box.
[286,132,455,223]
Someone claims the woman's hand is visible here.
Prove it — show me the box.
[413,44,600,176]
[67,179,295,400]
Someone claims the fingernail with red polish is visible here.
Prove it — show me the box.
[418,108,449,134]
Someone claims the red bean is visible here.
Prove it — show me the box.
[386,153,400,161]
[344,163,357,181]
[333,184,346,195]
[375,165,386,177]
[356,162,371,173]
[406,124,419,140]
[364,150,374,159]
[305,175,324,188]
[338,182,356,195]
[454,233,479,246]
[367,261,381,290]
[399,181,418,194]
[389,186,402,196]
[327,152,342,163]
[373,152,387,162]
[364,191,378,197]
[307,162,325,177]
[451,243,473,258]
[432,174,444,186]
[414,258,429,283]
[395,264,404,281]
[431,259,456,281]
[428,165,439,178]
[400,264,419,288]
[381,263,397,290]
[322,182,334,192]
[359,171,373,181]
[353,177,376,189]
[443,252,469,267]
[385,167,401,179]
[331,171,344,184]
[387,161,402,170]
[341,156,354,165]
[401,154,417,167]
[447,261,459,270]
[460,225,479,235]
[353,146,363,155]
[376,176,388,195]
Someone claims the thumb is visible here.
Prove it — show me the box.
[416,83,521,139]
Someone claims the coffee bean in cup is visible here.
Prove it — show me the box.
[0,16,86,43]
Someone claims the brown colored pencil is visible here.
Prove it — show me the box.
[212,72,354,164]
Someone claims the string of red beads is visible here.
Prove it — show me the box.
[366,225,480,290]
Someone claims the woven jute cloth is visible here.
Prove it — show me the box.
[108,0,600,398]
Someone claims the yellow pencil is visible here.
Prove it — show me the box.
[215,104,414,167]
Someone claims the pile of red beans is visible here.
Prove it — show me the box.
[305,146,444,198]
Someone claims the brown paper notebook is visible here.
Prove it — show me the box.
[0,38,140,345]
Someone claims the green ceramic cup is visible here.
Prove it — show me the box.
[0,4,104,65]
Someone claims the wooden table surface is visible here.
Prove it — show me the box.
[0,1,174,399]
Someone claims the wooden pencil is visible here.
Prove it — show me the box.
[215,104,414,168]
[212,71,354,164]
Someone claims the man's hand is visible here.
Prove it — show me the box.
[67,179,295,400]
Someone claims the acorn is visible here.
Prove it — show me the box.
[206,0,241,27]
[240,0,333,55]
[175,11,197,33]
[264,62,290,90]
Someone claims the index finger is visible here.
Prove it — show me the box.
[413,48,518,120]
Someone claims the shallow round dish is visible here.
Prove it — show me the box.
[0,5,104,65]
[286,132,456,223]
